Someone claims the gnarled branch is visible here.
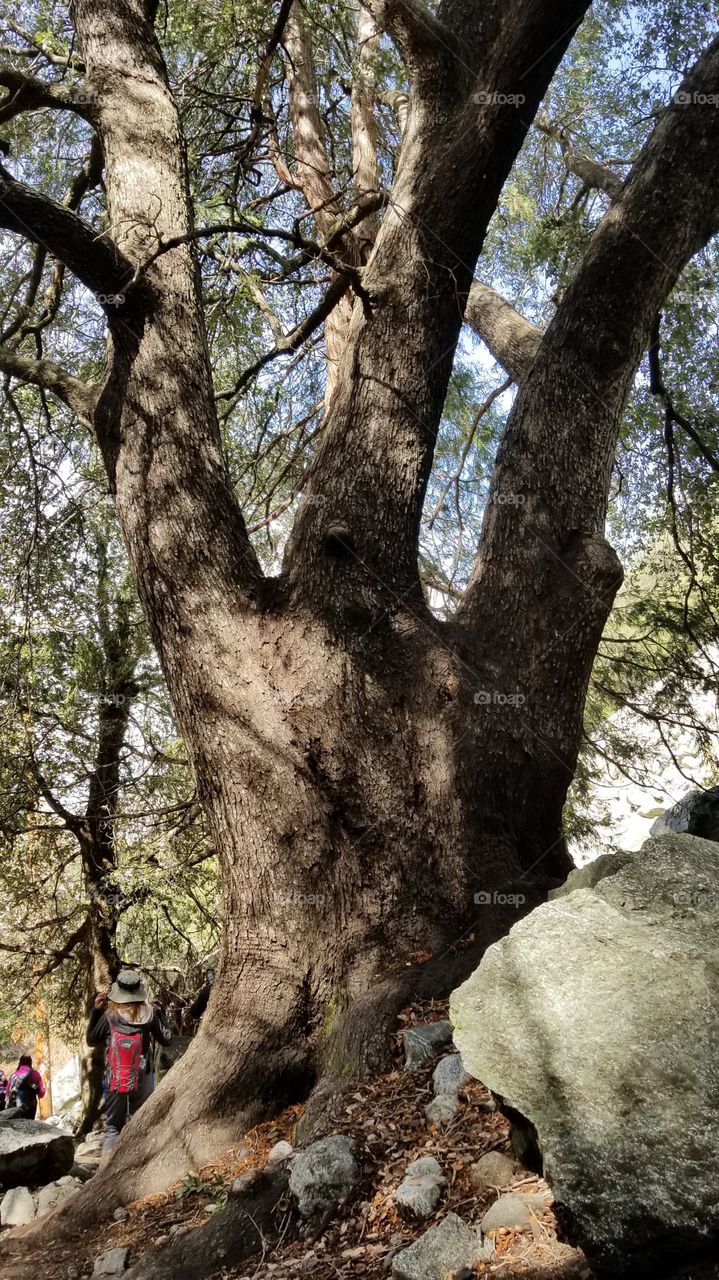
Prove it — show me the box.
[0,346,98,425]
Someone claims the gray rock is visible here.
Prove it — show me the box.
[0,1118,74,1188]
[75,1131,104,1159]
[113,1208,128,1222]
[391,1212,491,1278]
[168,1221,192,1237]
[548,852,631,901]
[289,1135,359,1219]
[395,1156,446,1220]
[402,1021,453,1071]
[267,1140,293,1164]
[469,1150,517,1191]
[93,1248,129,1275]
[650,784,719,842]
[231,1170,258,1194]
[35,1178,81,1218]
[451,832,719,1275]
[1,1185,36,1227]
[431,1053,471,1096]
[480,1192,551,1235]
[424,1095,458,1129]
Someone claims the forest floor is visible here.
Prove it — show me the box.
[4,1001,719,1280]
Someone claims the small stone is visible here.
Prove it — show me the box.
[232,1170,258,1194]
[289,1135,360,1220]
[168,1222,192,1237]
[112,1208,128,1222]
[395,1156,446,1220]
[391,1213,490,1279]
[480,1192,551,1236]
[424,1094,459,1129]
[469,1151,517,1191]
[432,1053,472,1096]
[267,1140,293,1164]
[402,1021,454,1071]
[1,1185,36,1226]
[93,1247,129,1276]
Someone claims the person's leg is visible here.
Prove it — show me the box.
[103,1091,129,1155]
[128,1071,154,1123]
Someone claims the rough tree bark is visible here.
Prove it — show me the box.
[0,0,718,1244]
[77,575,140,1134]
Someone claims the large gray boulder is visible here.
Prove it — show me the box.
[0,1117,75,1188]
[650,784,719,842]
[288,1135,359,1219]
[451,833,719,1276]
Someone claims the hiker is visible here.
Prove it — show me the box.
[86,969,171,1155]
[0,1068,6,1110]
[5,1054,45,1119]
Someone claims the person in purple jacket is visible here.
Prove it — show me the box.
[6,1054,45,1119]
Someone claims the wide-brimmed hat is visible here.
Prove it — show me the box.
[108,969,148,1004]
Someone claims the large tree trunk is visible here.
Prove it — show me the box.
[1,0,718,1249]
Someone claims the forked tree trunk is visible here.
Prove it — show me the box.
[1,0,717,1247]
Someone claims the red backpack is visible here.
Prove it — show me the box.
[107,1024,143,1093]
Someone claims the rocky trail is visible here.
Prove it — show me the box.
[2,997,717,1280]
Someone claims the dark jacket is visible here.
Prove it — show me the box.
[86,1004,172,1077]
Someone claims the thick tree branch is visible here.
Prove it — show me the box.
[362,0,460,88]
[465,282,541,383]
[0,162,137,307]
[286,0,593,598]
[284,7,344,241]
[0,346,98,424]
[536,111,624,201]
[0,68,95,126]
[461,35,719,638]
[350,3,382,261]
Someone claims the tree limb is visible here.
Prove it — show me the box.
[362,0,460,87]
[536,110,624,201]
[0,162,137,306]
[461,35,719,635]
[465,282,541,383]
[0,346,98,425]
[350,3,381,261]
[219,274,353,397]
[0,68,96,127]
